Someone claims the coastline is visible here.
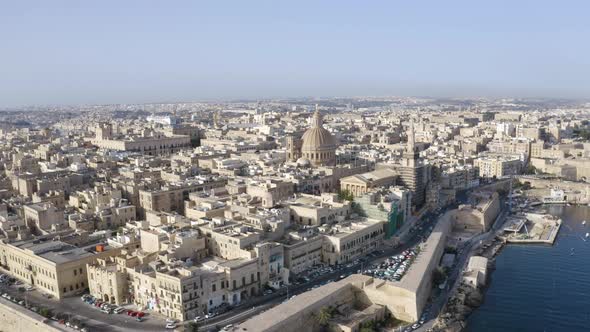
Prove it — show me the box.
[435,201,584,332]
[464,204,590,331]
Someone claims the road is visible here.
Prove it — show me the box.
[413,203,510,332]
[196,208,444,331]
[0,195,476,332]
[0,279,165,332]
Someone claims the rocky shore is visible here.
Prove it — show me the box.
[433,236,505,332]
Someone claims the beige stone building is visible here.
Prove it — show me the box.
[92,123,191,156]
[340,168,398,197]
[23,203,67,234]
[321,218,385,266]
[287,193,351,226]
[0,237,125,299]
[450,191,500,233]
[246,178,294,208]
[286,108,338,167]
[137,177,227,217]
[474,154,522,178]
[281,232,323,275]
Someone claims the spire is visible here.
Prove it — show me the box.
[407,119,416,153]
[312,104,322,128]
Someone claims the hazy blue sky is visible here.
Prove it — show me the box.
[1,1,589,107]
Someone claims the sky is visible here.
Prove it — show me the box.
[1,1,590,107]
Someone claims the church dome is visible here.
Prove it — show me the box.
[299,108,337,166]
[301,127,337,151]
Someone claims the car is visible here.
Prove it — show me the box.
[165,323,177,329]
[412,323,420,329]
[18,300,25,305]
[130,311,138,317]
[166,319,177,324]
[222,324,233,331]
[136,312,145,318]
[194,316,206,322]
[127,310,135,316]
[114,307,126,314]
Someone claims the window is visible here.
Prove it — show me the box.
[74,269,77,276]
[79,268,83,274]
[70,285,73,291]
[212,284,216,292]
[63,287,67,293]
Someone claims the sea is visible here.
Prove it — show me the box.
[467,205,590,332]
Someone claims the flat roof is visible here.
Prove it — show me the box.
[15,240,94,264]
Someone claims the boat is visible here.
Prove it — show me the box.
[586,233,589,238]
[583,220,587,225]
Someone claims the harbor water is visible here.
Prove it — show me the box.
[467,205,590,332]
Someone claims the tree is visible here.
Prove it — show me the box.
[185,322,199,332]
[315,306,333,328]
[524,164,537,175]
[338,189,354,202]
[39,307,52,318]
[432,266,447,286]
[359,320,377,332]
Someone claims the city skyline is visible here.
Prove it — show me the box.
[2,1,590,107]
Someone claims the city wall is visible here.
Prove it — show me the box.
[0,297,63,332]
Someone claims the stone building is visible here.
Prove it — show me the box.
[286,106,338,167]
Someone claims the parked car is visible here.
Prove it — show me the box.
[165,323,177,329]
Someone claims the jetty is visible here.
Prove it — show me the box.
[504,213,561,244]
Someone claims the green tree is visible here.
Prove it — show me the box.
[185,322,199,332]
[432,266,447,286]
[315,306,333,328]
[524,164,537,175]
[39,307,52,318]
[359,320,377,332]
[338,189,354,201]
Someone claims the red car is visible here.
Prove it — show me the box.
[136,312,145,318]
[127,310,135,316]
[130,311,138,317]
